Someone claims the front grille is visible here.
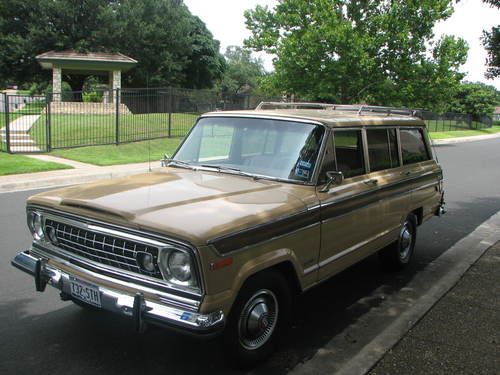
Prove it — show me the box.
[44,218,162,279]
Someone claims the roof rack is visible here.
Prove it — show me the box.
[255,102,335,110]
[255,101,422,118]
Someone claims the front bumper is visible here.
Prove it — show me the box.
[11,250,224,337]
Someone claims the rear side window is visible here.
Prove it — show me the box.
[400,128,430,165]
[333,130,365,178]
[366,128,400,172]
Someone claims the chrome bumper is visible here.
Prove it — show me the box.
[11,250,224,336]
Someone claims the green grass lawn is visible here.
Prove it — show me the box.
[430,125,500,139]
[424,119,488,132]
[30,112,198,149]
[0,113,21,128]
[50,137,183,166]
[0,153,72,176]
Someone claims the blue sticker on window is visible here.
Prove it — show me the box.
[295,160,312,178]
[297,160,312,169]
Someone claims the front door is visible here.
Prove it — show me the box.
[316,128,382,280]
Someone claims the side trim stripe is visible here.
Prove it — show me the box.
[208,170,441,254]
[304,225,400,275]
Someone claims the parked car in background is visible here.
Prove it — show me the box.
[12,102,445,366]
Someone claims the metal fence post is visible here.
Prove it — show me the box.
[167,88,173,138]
[45,93,51,152]
[115,88,120,145]
[4,93,10,153]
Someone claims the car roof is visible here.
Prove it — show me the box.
[201,109,426,128]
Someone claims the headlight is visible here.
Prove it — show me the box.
[168,251,192,281]
[158,248,197,288]
[27,210,44,241]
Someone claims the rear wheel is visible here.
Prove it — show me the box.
[379,214,417,271]
[223,270,292,368]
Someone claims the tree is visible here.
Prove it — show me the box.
[217,46,265,95]
[481,0,499,79]
[244,0,468,111]
[448,82,499,117]
[0,0,225,90]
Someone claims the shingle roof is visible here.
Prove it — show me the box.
[36,50,137,63]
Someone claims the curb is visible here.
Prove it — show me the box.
[432,132,500,145]
[290,211,500,375]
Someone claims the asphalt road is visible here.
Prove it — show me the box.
[1,138,499,375]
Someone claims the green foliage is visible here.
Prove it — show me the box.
[448,82,499,117]
[217,46,265,95]
[82,76,105,102]
[245,1,468,111]
[82,91,102,103]
[27,81,73,100]
[0,0,225,90]
[482,26,499,79]
[481,0,499,79]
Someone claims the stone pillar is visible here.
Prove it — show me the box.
[52,67,62,102]
[110,70,121,103]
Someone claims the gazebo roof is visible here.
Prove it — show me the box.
[36,50,138,73]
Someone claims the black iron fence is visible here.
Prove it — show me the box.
[420,110,493,132]
[0,88,494,154]
[1,88,269,153]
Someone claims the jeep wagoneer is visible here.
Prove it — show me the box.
[12,103,444,366]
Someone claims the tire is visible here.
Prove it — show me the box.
[223,270,292,368]
[379,214,417,271]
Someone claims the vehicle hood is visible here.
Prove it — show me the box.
[28,168,309,246]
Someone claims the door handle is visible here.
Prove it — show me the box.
[364,178,378,185]
[400,171,411,176]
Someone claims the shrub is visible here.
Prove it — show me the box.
[82,91,103,103]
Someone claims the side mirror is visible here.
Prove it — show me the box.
[161,154,170,167]
[320,171,344,192]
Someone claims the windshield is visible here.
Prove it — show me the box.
[172,117,325,182]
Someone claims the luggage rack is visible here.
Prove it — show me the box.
[255,102,422,118]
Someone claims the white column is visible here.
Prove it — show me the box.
[52,67,62,102]
[111,70,121,103]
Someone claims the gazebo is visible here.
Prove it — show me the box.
[36,50,137,103]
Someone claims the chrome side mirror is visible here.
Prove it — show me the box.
[161,154,170,167]
[320,171,344,192]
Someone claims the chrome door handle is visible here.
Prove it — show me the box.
[364,178,378,185]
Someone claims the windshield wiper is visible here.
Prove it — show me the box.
[199,164,260,180]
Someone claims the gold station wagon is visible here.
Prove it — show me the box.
[12,102,445,366]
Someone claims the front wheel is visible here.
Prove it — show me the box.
[379,214,417,271]
[223,270,292,368]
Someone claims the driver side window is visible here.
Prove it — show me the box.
[333,130,366,178]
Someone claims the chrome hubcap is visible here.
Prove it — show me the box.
[238,289,278,350]
[399,222,413,261]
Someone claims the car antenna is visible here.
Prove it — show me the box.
[148,138,152,172]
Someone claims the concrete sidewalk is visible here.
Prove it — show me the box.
[0,155,161,193]
[291,211,500,375]
[370,241,500,375]
[432,132,500,145]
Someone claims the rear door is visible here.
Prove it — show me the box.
[364,127,409,235]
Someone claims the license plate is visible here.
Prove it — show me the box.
[69,276,101,308]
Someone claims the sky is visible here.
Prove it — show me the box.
[184,0,500,89]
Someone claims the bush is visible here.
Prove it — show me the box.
[82,91,103,103]
[38,81,74,101]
